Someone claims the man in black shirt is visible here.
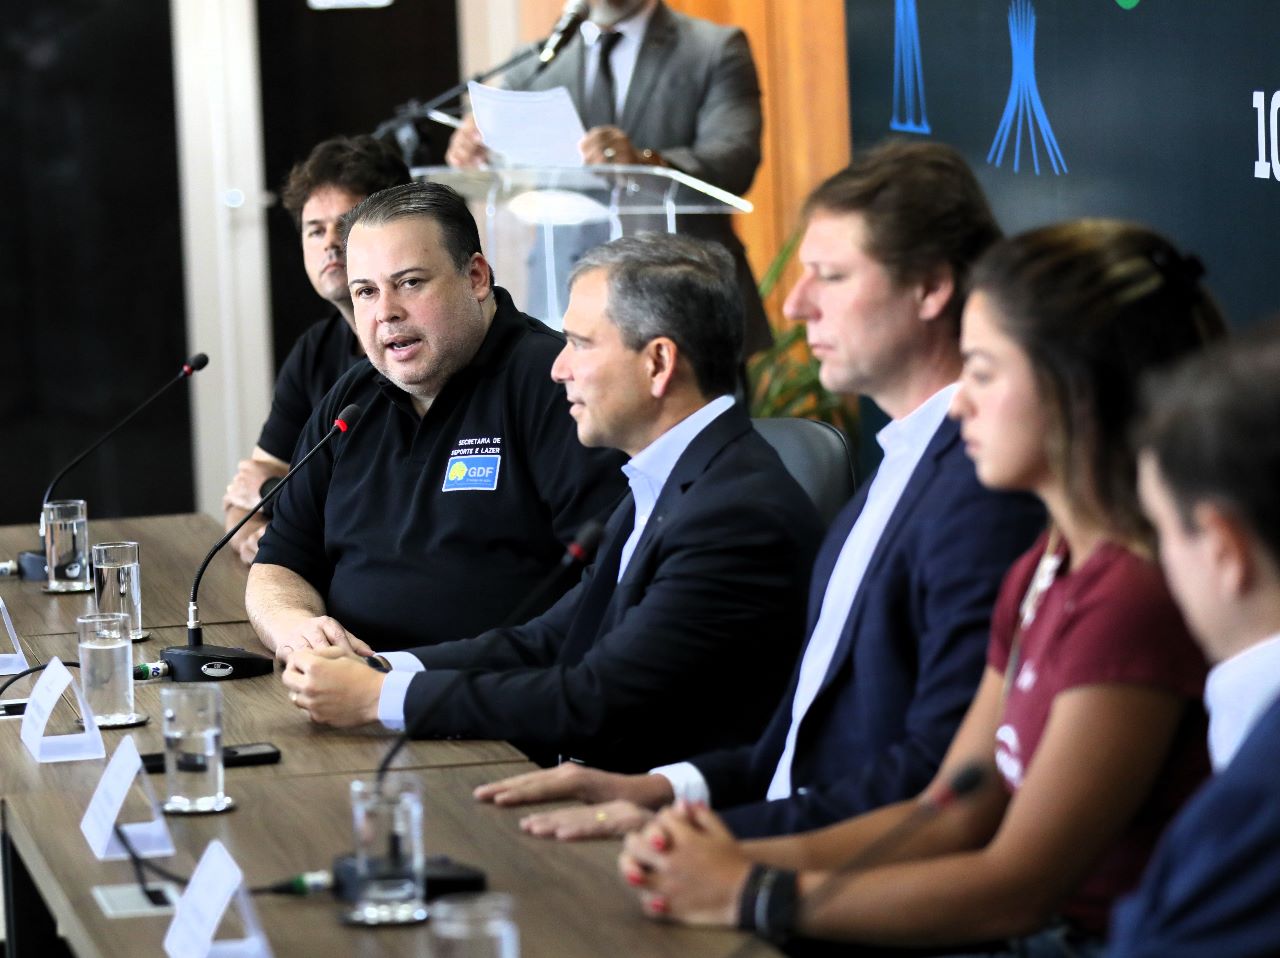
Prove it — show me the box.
[222,136,411,563]
[248,182,627,655]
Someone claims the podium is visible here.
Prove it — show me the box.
[412,164,752,327]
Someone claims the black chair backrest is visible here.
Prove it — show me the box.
[752,417,857,528]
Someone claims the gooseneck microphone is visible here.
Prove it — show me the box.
[536,0,590,71]
[43,353,209,506]
[731,763,990,951]
[160,404,362,682]
[18,353,209,580]
[375,515,608,778]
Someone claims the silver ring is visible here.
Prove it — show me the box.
[602,147,617,160]
[290,692,299,705]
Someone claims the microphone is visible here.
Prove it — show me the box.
[43,353,208,506]
[802,763,989,919]
[501,516,607,627]
[535,0,590,72]
[374,515,609,777]
[18,353,209,580]
[160,404,362,682]
[731,763,990,950]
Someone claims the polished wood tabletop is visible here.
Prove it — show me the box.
[3,764,778,958]
[1,622,524,800]
[0,514,250,638]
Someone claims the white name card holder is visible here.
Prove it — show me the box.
[80,735,176,861]
[164,840,273,958]
[0,596,32,675]
[20,656,105,762]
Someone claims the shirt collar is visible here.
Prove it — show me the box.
[876,383,958,461]
[622,394,735,497]
[581,0,657,46]
[1204,631,1280,771]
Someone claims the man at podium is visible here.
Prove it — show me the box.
[446,0,771,356]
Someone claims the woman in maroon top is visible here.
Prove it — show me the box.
[618,220,1225,955]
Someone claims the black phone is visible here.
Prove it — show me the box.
[140,742,281,774]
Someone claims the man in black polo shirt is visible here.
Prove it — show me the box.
[247,182,627,655]
[222,135,411,563]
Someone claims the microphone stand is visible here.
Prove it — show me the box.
[19,355,209,581]
[161,405,360,682]
[372,42,543,144]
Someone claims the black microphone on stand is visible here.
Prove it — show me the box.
[160,404,362,682]
[730,763,990,951]
[374,516,608,778]
[17,353,210,580]
[535,0,590,72]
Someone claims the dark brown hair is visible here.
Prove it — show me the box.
[971,219,1226,545]
[803,139,1002,329]
[1139,320,1280,562]
[280,135,410,230]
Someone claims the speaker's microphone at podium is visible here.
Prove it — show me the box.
[536,0,589,72]
[161,403,362,682]
[18,353,209,580]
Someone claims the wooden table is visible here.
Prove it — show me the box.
[4,623,524,798]
[3,765,776,958]
[0,515,250,638]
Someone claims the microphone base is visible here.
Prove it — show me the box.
[17,550,46,581]
[160,645,274,682]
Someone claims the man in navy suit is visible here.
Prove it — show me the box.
[474,140,1043,839]
[1108,327,1280,956]
[281,232,822,772]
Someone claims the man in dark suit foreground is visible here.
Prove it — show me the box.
[476,141,1043,838]
[281,233,823,772]
[1109,327,1280,956]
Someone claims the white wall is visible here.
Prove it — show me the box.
[170,0,273,520]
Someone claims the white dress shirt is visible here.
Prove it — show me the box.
[580,0,658,119]
[653,384,958,804]
[1204,631,1280,772]
[376,394,736,731]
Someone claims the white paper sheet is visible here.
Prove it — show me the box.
[468,81,585,167]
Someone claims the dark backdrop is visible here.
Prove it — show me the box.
[0,0,461,528]
[256,1,459,369]
[0,0,190,526]
[843,0,1280,468]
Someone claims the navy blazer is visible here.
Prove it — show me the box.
[401,405,824,772]
[692,416,1044,837]
[1106,695,1280,956]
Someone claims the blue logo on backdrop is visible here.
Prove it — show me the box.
[442,455,502,492]
[890,0,931,134]
[988,0,1067,175]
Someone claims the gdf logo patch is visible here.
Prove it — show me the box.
[442,454,501,492]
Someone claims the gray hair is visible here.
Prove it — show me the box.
[569,233,743,396]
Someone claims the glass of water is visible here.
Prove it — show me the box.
[430,893,519,958]
[43,499,93,593]
[161,685,232,814]
[92,541,145,641]
[345,776,427,926]
[77,612,145,728]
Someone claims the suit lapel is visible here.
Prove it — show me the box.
[618,404,750,586]
[560,496,634,664]
[813,418,962,697]
[619,1,676,131]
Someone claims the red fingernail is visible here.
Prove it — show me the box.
[649,896,669,915]
[626,869,644,886]
[650,834,668,852]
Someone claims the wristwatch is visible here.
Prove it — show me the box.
[364,655,392,673]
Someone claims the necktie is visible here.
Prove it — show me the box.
[583,30,623,130]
